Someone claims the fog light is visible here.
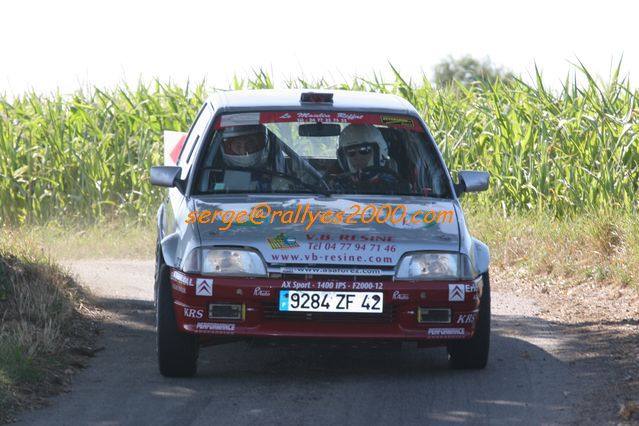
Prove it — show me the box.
[417,308,451,324]
[209,303,244,320]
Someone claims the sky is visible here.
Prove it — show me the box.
[0,0,637,96]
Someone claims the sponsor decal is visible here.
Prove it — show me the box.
[392,290,409,301]
[184,308,204,319]
[428,328,465,336]
[267,233,299,250]
[295,112,332,121]
[465,283,478,293]
[337,112,364,120]
[352,281,384,290]
[171,270,192,286]
[196,278,213,296]
[281,280,312,290]
[280,267,385,276]
[253,287,271,297]
[306,233,393,242]
[277,280,387,290]
[448,284,465,302]
[380,115,414,127]
[172,283,187,294]
[456,313,477,324]
[196,322,236,332]
[283,248,394,265]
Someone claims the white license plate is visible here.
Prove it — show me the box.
[279,290,383,313]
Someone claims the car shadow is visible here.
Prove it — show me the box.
[22,294,623,425]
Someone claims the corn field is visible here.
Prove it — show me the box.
[0,65,638,224]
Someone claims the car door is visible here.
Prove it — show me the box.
[161,103,214,242]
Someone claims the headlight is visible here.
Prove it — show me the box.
[182,247,267,276]
[395,252,474,280]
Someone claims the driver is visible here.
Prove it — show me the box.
[221,125,270,169]
[220,125,290,191]
[329,124,399,192]
[215,125,332,194]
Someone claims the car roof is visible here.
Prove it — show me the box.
[208,89,419,116]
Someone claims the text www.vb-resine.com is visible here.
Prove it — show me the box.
[185,203,454,231]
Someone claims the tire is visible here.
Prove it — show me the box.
[154,235,162,308]
[447,271,491,370]
[157,264,199,377]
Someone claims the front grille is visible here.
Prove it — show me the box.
[262,303,395,324]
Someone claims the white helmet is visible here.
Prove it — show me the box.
[221,125,269,168]
[337,124,389,173]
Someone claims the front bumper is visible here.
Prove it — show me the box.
[169,268,483,343]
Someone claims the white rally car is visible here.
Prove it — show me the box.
[151,90,490,377]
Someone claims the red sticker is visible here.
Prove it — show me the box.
[170,134,187,163]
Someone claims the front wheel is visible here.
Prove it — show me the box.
[157,265,199,377]
[447,271,491,369]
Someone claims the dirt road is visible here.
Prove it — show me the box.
[15,260,613,425]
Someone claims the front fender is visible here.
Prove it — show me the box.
[157,202,180,269]
[161,233,180,269]
[471,238,490,275]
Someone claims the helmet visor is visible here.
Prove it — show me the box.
[344,143,375,158]
[337,142,379,172]
[222,133,265,155]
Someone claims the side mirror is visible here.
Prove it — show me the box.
[150,166,182,189]
[455,170,489,196]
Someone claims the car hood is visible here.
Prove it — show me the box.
[191,195,460,268]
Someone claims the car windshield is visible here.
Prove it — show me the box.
[193,111,452,198]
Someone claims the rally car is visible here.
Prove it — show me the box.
[150,90,490,377]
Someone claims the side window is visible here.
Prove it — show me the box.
[178,105,213,179]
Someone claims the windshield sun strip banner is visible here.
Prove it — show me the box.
[219,112,261,127]
[214,112,421,132]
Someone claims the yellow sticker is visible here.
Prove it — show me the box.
[380,115,414,127]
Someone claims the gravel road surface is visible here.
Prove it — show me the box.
[16,260,599,425]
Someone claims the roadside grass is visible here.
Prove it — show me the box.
[465,207,639,290]
[0,220,155,261]
[0,236,97,423]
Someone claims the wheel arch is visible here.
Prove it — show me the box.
[471,238,490,276]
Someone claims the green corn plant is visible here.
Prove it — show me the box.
[0,63,637,226]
